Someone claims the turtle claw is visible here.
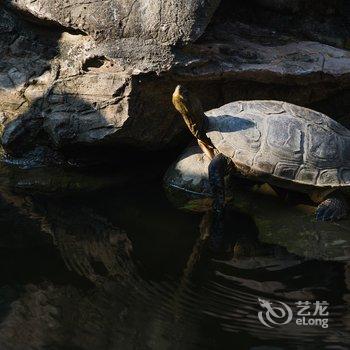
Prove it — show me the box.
[316,197,348,222]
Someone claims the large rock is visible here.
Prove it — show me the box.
[4,0,221,45]
[1,1,350,163]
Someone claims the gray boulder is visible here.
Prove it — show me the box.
[3,0,220,44]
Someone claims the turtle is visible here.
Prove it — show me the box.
[172,85,350,223]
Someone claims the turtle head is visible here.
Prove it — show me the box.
[172,85,197,117]
[172,85,208,139]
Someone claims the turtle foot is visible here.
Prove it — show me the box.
[316,197,348,221]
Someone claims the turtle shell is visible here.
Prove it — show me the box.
[206,100,350,188]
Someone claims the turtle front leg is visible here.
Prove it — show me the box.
[208,153,234,250]
[315,192,348,221]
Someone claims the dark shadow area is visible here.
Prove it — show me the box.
[311,88,350,129]
[0,8,61,90]
[208,115,255,132]
[209,0,350,48]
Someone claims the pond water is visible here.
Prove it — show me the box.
[0,164,349,350]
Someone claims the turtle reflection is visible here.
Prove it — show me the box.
[49,202,134,283]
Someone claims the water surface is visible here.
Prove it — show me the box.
[0,167,349,350]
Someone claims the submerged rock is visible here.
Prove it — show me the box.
[164,144,350,261]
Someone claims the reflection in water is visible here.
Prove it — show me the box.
[51,204,134,284]
[0,177,349,349]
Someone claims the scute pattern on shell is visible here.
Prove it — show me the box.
[206,100,350,188]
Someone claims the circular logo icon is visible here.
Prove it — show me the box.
[258,298,293,328]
